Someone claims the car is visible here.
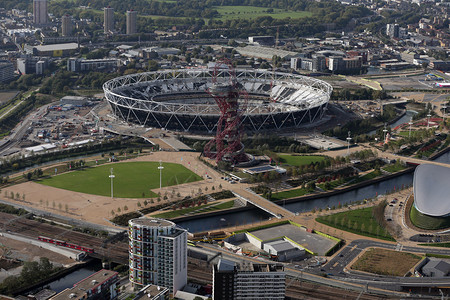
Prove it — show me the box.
[389,204,394,207]
[386,218,392,221]
[339,254,344,257]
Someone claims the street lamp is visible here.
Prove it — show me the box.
[158,160,164,191]
[427,110,432,129]
[346,131,352,156]
[442,104,447,128]
[109,168,115,199]
[409,117,413,138]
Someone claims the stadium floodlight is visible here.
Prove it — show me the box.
[109,168,115,199]
[158,160,164,191]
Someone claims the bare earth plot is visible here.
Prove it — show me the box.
[351,248,421,276]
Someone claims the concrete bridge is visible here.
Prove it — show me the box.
[232,188,295,219]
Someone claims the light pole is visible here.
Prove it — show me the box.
[442,104,447,128]
[346,131,352,156]
[427,110,431,129]
[409,117,413,138]
[158,160,164,191]
[109,168,115,199]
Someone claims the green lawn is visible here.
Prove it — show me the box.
[271,187,312,201]
[215,6,312,20]
[316,207,395,241]
[351,169,383,184]
[154,200,234,219]
[279,155,325,167]
[38,162,202,198]
[382,164,407,173]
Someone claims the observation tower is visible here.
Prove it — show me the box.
[203,61,251,165]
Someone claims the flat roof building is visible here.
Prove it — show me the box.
[24,43,79,57]
[0,60,14,83]
[49,269,119,300]
[213,259,285,300]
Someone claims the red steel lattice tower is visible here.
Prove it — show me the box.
[203,61,248,164]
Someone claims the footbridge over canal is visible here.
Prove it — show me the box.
[232,188,295,219]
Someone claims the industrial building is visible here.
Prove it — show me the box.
[128,218,187,294]
[24,43,79,57]
[213,259,285,300]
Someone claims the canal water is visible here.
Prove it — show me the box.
[176,149,449,233]
[44,261,101,293]
[368,110,417,136]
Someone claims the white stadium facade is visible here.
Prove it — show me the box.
[411,164,450,230]
[103,68,332,133]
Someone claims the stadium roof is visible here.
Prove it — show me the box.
[413,164,450,216]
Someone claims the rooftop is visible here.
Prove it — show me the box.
[34,43,79,51]
[130,217,175,227]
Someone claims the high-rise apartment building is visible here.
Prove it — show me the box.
[213,259,285,300]
[33,0,48,24]
[61,15,73,36]
[126,10,137,35]
[128,218,187,294]
[104,6,114,34]
[386,23,400,38]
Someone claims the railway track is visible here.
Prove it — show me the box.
[0,212,128,263]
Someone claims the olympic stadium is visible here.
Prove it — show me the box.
[102,68,332,133]
[410,164,450,230]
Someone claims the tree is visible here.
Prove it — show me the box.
[58,203,62,211]
[124,205,128,211]
[65,204,69,213]
[143,200,148,206]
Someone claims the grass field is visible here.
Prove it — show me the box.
[153,200,234,219]
[214,6,312,20]
[352,248,421,276]
[0,91,19,105]
[279,155,325,167]
[38,162,202,198]
[271,187,312,201]
[316,207,395,241]
[382,164,407,173]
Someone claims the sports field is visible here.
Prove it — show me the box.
[38,162,202,198]
[279,154,325,167]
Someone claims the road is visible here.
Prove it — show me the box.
[321,239,450,290]
[0,102,51,156]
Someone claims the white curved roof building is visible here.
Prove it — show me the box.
[413,164,450,217]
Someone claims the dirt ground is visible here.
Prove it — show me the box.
[3,151,225,227]
[350,247,421,276]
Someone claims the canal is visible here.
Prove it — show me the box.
[176,150,449,233]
